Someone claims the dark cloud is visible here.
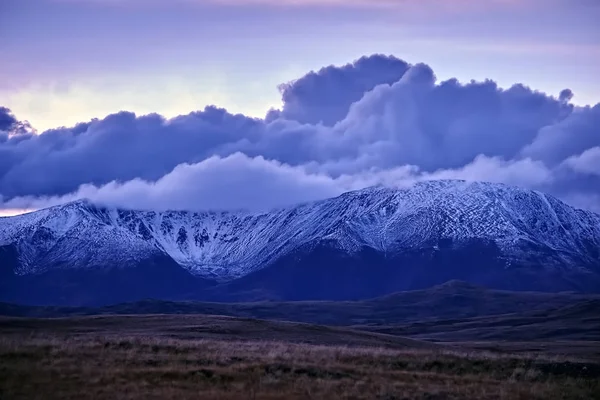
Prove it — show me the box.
[0,107,35,140]
[0,54,599,213]
[0,107,36,139]
[0,107,19,133]
[328,67,574,172]
[0,108,265,199]
[559,88,574,103]
[267,54,410,126]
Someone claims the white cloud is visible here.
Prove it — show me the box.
[563,147,600,176]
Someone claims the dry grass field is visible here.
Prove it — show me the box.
[1,315,599,400]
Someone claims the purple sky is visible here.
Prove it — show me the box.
[1,0,599,216]
[1,0,598,131]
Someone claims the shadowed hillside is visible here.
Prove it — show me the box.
[1,281,596,327]
[360,299,600,341]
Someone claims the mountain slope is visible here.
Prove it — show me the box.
[1,180,600,305]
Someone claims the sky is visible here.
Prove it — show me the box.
[0,0,599,215]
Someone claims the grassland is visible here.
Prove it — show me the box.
[1,315,599,400]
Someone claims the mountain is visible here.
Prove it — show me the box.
[1,180,600,305]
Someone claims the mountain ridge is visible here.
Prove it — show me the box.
[1,180,600,305]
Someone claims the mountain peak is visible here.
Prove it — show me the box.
[1,181,599,299]
[343,179,533,199]
[55,198,99,211]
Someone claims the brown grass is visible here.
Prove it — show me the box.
[1,316,599,399]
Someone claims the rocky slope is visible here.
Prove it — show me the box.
[1,180,599,305]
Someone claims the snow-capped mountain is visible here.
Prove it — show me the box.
[1,180,600,305]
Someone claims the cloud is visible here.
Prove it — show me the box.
[0,152,559,213]
[426,156,554,188]
[563,147,600,176]
[1,153,343,212]
[0,108,19,133]
[0,107,35,138]
[267,54,409,126]
[267,54,409,125]
[1,54,599,213]
[521,104,600,165]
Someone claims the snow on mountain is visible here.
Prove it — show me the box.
[0,200,162,275]
[1,180,599,280]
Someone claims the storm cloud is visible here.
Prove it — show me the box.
[1,54,599,213]
[0,107,35,139]
[267,54,410,126]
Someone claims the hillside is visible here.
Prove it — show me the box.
[2,180,600,305]
[1,281,596,327]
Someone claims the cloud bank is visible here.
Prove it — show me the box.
[1,54,599,213]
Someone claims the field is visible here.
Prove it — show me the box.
[1,315,599,400]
